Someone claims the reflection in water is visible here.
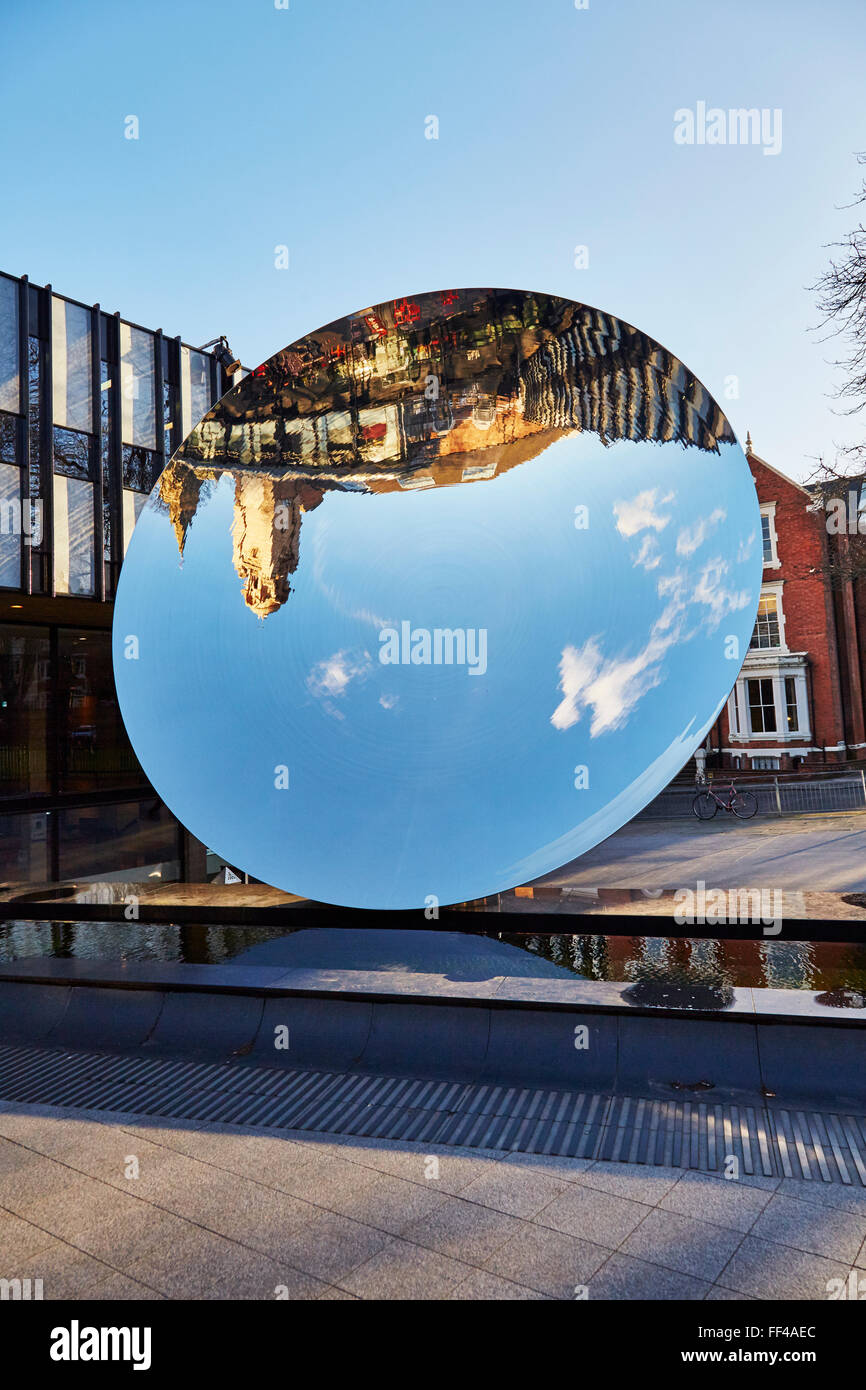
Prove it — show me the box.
[114,288,762,909]
[5,920,866,997]
[496,933,866,996]
[0,919,296,965]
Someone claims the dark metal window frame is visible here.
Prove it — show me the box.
[0,270,229,892]
[0,615,183,887]
[1,272,228,606]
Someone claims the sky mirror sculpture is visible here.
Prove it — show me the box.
[113,288,762,909]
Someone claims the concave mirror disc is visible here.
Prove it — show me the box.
[113,288,762,909]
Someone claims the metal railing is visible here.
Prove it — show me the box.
[638,772,866,819]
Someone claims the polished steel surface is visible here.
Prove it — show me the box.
[113,289,761,908]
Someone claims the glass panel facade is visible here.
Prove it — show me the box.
[100,358,115,595]
[51,297,93,432]
[53,424,92,479]
[0,271,229,894]
[27,338,41,497]
[0,410,16,463]
[0,625,50,797]
[181,346,212,436]
[120,444,159,556]
[1,277,226,607]
[119,323,156,448]
[27,335,47,592]
[0,458,21,587]
[58,797,179,881]
[0,413,21,587]
[122,487,148,554]
[0,812,50,889]
[162,338,178,461]
[57,629,142,791]
[0,275,18,415]
[53,474,95,595]
[122,443,160,493]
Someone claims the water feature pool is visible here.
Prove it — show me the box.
[3,919,866,995]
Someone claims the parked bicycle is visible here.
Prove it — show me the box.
[692,780,759,821]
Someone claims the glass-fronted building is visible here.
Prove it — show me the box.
[0,270,237,895]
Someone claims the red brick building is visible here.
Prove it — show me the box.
[706,439,866,772]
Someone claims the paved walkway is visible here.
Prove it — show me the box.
[539,811,866,892]
[1,1102,864,1301]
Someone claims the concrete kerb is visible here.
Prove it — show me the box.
[0,970,865,1104]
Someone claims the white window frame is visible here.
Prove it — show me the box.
[760,502,780,569]
[743,675,778,736]
[730,667,810,742]
[750,580,787,653]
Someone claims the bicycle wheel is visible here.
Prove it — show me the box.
[692,792,718,820]
[731,790,758,819]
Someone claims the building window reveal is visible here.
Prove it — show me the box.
[747,677,777,734]
[751,592,781,649]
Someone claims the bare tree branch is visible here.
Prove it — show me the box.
[810,153,866,467]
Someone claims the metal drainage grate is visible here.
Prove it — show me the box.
[0,1043,865,1186]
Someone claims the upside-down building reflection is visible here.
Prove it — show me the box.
[158,289,734,620]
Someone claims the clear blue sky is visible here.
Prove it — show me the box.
[2,0,863,480]
[115,437,761,908]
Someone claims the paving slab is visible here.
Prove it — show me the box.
[716,1235,851,1299]
[202,1258,327,1301]
[339,1236,471,1299]
[773,1174,866,1217]
[86,1270,166,1300]
[577,1160,682,1206]
[7,1240,117,1299]
[587,1251,711,1300]
[322,1171,449,1235]
[449,1269,549,1299]
[749,1192,866,1263]
[620,1207,745,1281]
[125,1224,294,1298]
[0,1208,60,1262]
[401,1195,527,1265]
[659,1170,774,1232]
[534,1182,649,1247]
[3,1097,863,1301]
[273,1209,393,1285]
[459,1164,570,1219]
[483,1223,610,1297]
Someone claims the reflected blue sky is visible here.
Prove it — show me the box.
[113,292,762,909]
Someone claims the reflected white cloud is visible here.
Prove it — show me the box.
[632,534,662,570]
[307,648,372,699]
[614,488,675,538]
[553,495,755,737]
[676,507,726,556]
[551,634,670,736]
[692,557,753,628]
